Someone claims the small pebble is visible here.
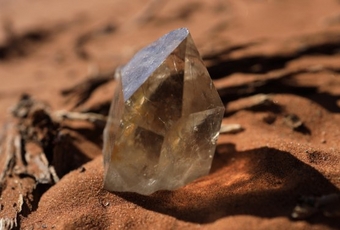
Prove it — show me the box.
[262,113,276,124]
[79,166,86,173]
[284,114,303,129]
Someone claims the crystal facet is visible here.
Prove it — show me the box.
[103,28,225,195]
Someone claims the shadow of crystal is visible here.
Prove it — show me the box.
[114,146,340,228]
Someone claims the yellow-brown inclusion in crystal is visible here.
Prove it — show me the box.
[103,28,224,195]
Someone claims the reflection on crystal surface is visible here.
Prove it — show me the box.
[103,28,225,195]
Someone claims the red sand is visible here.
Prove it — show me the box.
[0,0,340,229]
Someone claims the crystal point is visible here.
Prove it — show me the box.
[103,28,224,195]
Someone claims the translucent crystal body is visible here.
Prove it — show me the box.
[103,28,224,195]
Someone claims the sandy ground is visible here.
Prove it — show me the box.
[0,0,340,229]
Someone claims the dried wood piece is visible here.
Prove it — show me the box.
[220,124,244,134]
[54,110,107,126]
[0,94,104,228]
[0,95,60,228]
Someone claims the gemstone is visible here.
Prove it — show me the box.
[103,28,225,195]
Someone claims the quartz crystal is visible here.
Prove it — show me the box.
[103,28,224,195]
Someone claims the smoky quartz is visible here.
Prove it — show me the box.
[103,28,224,195]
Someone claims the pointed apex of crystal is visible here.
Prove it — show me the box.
[121,28,190,100]
[103,28,224,195]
